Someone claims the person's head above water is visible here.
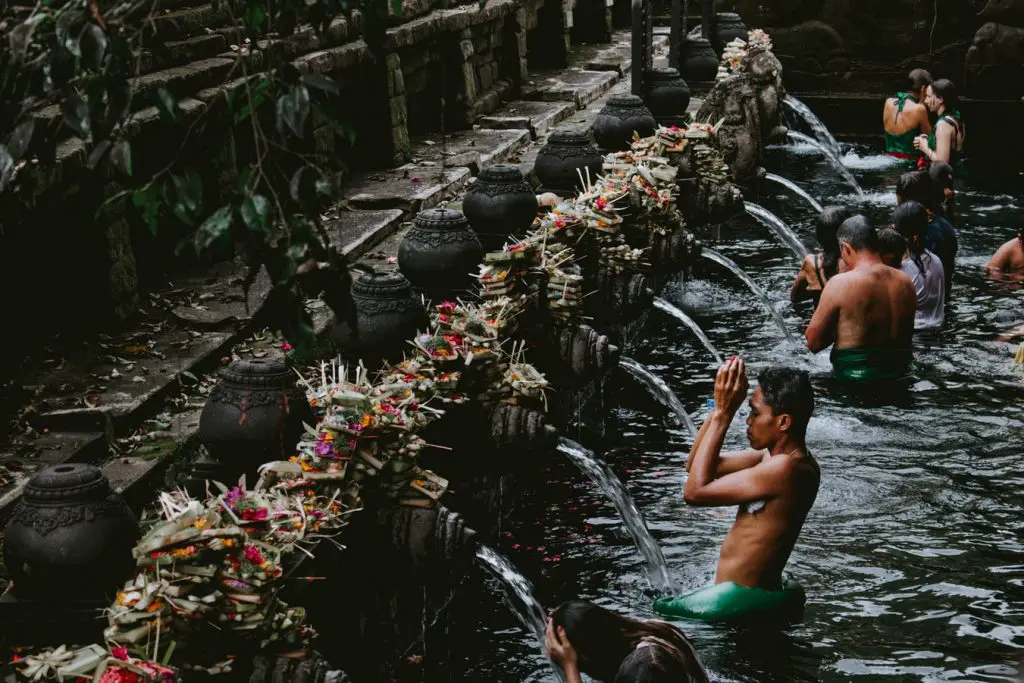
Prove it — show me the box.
[907,68,932,101]
[549,600,706,682]
[926,78,957,114]
[896,170,933,209]
[877,227,906,268]
[893,200,929,246]
[747,367,814,448]
[837,214,880,269]
[816,205,853,278]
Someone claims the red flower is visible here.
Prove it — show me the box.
[112,646,129,661]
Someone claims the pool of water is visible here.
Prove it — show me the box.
[460,145,1024,682]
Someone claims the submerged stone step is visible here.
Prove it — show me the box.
[343,165,471,213]
[532,69,619,108]
[478,100,576,139]
[408,128,531,175]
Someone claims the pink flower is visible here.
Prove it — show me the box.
[111,646,129,661]
[225,486,245,506]
[241,507,268,521]
[315,440,333,456]
[244,545,265,565]
[281,342,293,352]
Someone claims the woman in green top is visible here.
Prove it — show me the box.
[883,69,932,159]
[915,79,966,175]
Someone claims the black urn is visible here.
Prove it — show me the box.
[712,12,749,53]
[398,208,483,300]
[3,464,139,603]
[644,67,691,122]
[535,128,603,194]
[462,165,539,251]
[198,359,315,487]
[679,36,719,82]
[332,270,427,366]
[591,94,657,152]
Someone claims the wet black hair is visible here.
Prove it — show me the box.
[757,367,814,436]
[930,78,958,111]
[893,200,930,274]
[816,205,853,279]
[908,68,932,92]
[928,161,956,222]
[837,215,879,253]
[550,601,708,683]
[896,171,934,210]
[877,227,906,264]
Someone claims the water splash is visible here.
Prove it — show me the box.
[744,201,810,260]
[764,172,823,213]
[840,151,906,171]
[787,130,865,197]
[784,95,843,157]
[653,297,724,363]
[701,248,796,343]
[557,438,674,593]
[475,545,554,672]
[619,356,699,438]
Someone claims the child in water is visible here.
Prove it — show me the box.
[878,227,907,268]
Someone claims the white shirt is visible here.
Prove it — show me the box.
[901,249,945,331]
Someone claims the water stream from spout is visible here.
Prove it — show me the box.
[744,201,810,260]
[787,130,864,197]
[557,438,674,593]
[784,95,843,157]
[764,172,823,213]
[474,545,555,673]
[653,297,724,364]
[619,356,699,438]
[700,248,796,343]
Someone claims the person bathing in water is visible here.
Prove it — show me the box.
[545,600,709,683]
[790,206,852,306]
[987,216,1024,280]
[883,69,933,159]
[894,201,946,331]
[805,215,917,381]
[652,359,820,622]
[897,170,958,295]
[877,227,907,269]
[914,79,965,173]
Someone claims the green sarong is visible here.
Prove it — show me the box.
[830,347,911,382]
[652,578,805,622]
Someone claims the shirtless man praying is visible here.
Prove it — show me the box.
[653,359,819,622]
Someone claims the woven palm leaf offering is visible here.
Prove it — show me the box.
[16,644,178,682]
[655,125,689,155]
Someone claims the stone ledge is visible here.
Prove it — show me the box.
[532,69,619,108]
[343,165,472,212]
[408,128,531,175]
[478,100,576,139]
[328,209,407,258]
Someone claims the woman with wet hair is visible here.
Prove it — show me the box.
[545,600,708,683]
[914,79,965,173]
[896,170,957,294]
[894,200,945,330]
[791,205,853,306]
[883,68,933,159]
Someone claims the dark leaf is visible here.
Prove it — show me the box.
[275,7,297,36]
[87,139,112,169]
[168,170,202,225]
[240,194,270,232]
[390,0,402,16]
[61,89,91,138]
[0,145,15,193]
[345,123,357,147]
[80,23,108,70]
[193,205,234,254]
[289,166,318,206]
[276,85,311,139]
[301,73,340,95]
[110,140,132,177]
[132,184,163,236]
[244,0,267,30]
[58,14,83,58]
[107,81,133,124]
[8,18,39,61]
[236,167,252,194]
[7,120,36,161]
[154,88,179,124]
[232,78,270,123]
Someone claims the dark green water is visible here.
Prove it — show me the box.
[463,146,1024,682]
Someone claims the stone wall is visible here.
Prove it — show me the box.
[712,0,1024,99]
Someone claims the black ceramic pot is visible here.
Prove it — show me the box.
[644,67,691,120]
[592,94,657,152]
[462,165,538,251]
[679,37,719,82]
[398,208,483,300]
[3,464,139,603]
[534,129,603,194]
[198,359,314,486]
[332,270,426,366]
[712,12,748,53]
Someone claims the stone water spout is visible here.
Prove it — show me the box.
[374,504,479,568]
